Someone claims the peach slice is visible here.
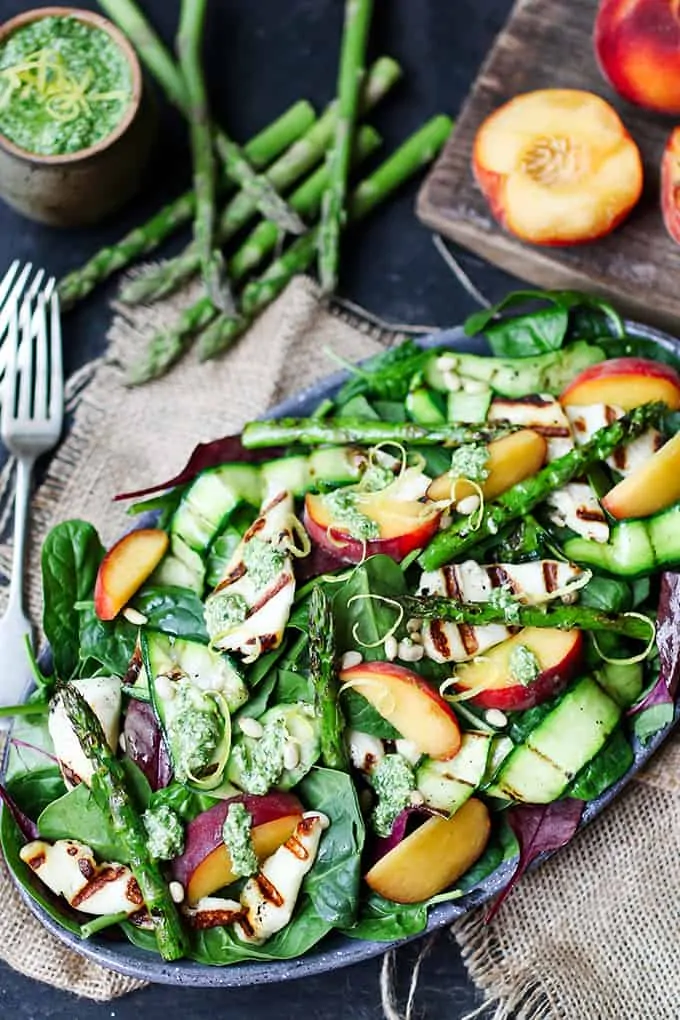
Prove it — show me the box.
[472,89,643,246]
[427,429,547,503]
[602,432,680,519]
[94,528,169,621]
[662,127,680,246]
[560,357,680,411]
[453,627,583,711]
[364,797,491,903]
[595,0,680,115]
[339,661,461,760]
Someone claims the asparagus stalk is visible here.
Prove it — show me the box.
[241,417,510,448]
[420,402,667,571]
[58,684,188,961]
[309,586,349,770]
[319,0,374,294]
[195,114,453,364]
[176,0,229,310]
[398,595,654,641]
[121,57,402,305]
[97,0,305,235]
[127,127,381,384]
[57,100,314,310]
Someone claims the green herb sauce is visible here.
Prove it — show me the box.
[222,802,258,878]
[370,754,415,837]
[448,444,489,483]
[323,489,380,540]
[243,537,286,588]
[142,803,184,860]
[0,15,132,155]
[167,681,223,783]
[228,713,289,795]
[509,644,540,687]
[204,591,248,639]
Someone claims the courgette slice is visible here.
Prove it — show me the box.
[416,731,491,815]
[143,631,247,713]
[171,464,262,556]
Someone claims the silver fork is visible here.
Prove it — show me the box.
[0,279,63,712]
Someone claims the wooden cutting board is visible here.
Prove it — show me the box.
[417,0,680,332]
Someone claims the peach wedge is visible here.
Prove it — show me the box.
[662,127,680,246]
[94,528,169,621]
[427,429,547,503]
[472,89,643,246]
[560,357,680,411]
[602,432,680,520]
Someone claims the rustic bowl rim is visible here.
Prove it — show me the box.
[0,5,143,166]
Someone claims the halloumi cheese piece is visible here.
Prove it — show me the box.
[19,839,143,916]
[48,677,122,788]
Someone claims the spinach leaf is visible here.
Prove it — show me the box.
[600,335,680,373]
[343,892,427,941]
[41,521,104,680]
[275,668,313,704]
[127,486,185,528]
[147,782,216,823]
[134,586,208,642]
[485,306,570,358]
[234,670,278,723]
[373,400,409,423]
[580,576,632,613]
[337,395,380,419]
[333,555,407,661]
[300,768,365,927]
[568,728,634,800]
[334,340,432,404]
[456,815,518,894]
[77,605,137,677]
[341,689,400,739]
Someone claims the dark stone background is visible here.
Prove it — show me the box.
[0,1,518,1015]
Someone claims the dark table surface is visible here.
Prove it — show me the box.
[0,1,518,1016]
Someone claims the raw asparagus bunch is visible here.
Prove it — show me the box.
[319,0,374,293]
[121,57,402,306]
[97,0,304,235]
[241,416,512,449]
[420,402,668,570]
[309,586,349,771]
[398,595,654,641]
[129,114,453,384]
[58,683,188,961]
[176,0,229,309]
[57,101,314,309]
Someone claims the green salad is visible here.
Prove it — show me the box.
[3,290,680,966]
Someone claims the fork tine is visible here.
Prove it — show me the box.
[49,290,64,428]
[1,300,19,432]
[0,262,33,341]
[16,291,35,422]
[0,260,20,312]
[33,292,49,419]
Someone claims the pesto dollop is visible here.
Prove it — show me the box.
[222,802,258,879]
[167,680,223,783]
[448,444,489,483]
[243,536,286,588]
[204,591,248,638]
[488,583,521,623]
[142,804,184,860]
[0,15,132,155]
[228,712,289,795]
[370,753,415,837]
[509,644,540,687]
[323,488,379,540]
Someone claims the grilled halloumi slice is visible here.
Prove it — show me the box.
[565,404,664,476]
[234,812,329,945]
[19,839,144,916]
[48,677,122,788]
[418,559,584,663]
[487,395,574,461]
[184,895,243,930]
[546,482,610,543]
[205,491,300,660]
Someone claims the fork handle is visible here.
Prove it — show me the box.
[8,456,34,614]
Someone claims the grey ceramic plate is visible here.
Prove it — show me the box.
[7,321,680,987]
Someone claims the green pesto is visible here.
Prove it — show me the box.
[323,488,380,540]
[370,754,415,838]
[487,583,521,624]
[0,16,132,155]
[509,643,540,687]
[204,591,248,639]
[142,804,184,860]
[221,802,258,879]
[448,443,489,484]
[228,713,289,795]
[166,680,223,783]
[243,536,286,588]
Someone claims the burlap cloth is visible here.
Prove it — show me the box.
[0,274,677,1015]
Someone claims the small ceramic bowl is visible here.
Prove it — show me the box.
[0,6,155,227]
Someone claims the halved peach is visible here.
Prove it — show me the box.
[94,528,169,621]
[364,797,490,903]
[602,431,680,519]
[339,661,461,760]
[453,627,583,711]
[595,0,680,115]
[560,357,680,411]
[662,127,680,246]
[472,89,643,246]
[427,429,547,503]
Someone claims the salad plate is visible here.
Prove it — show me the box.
[3,313,680,987]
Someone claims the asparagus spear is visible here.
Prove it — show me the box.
[176,0,229,310]
[241,417,511,448]
[420,402,667,571]
[398,595,654,641]
[309,586,349,770]
[121,57,402,306]
[127,127,381,384]
[97,0,304,235]
[58,684,188,961]
[57,100,314,310]
[319,0,374,294]
[195,114,453,364]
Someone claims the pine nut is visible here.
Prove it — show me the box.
[409,631,423,644]
[169,881,185,904]
[123,607,148,626]
[443,370,462,392]
[398,640,424,663]
[341,650,363,670]
[383,635,398,661]
[457,495,480,516]
[118,733,127,753]
[485,708,508,728]
[439,513,452,530]
[239,717,264,740]
[283,741,300,770]
[406,618,422,633]
[155,674,175,701]
[409,790,425,806]
[487,518,498,535]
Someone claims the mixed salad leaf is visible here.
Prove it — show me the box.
[2,289,680,967]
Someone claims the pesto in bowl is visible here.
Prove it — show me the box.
[0,13,132,156]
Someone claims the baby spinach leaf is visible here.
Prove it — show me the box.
[134,586,208,642]
[334,339,432,404]
[275,668,313,704]
[484,306,570,358]
[341,689,400,739]
[343,892,428,941]
[333,555,407,661]
[147,782,216,824]
[568,728,634,800]
[581,576,633,613]
[300,768,365,927]
[41,521,104,680]
[77,605,137,677]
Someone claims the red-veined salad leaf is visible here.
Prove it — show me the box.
[486,799,585,922]
[0,783,39,840]
[630,571,680,717]
[123,699,173,791]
